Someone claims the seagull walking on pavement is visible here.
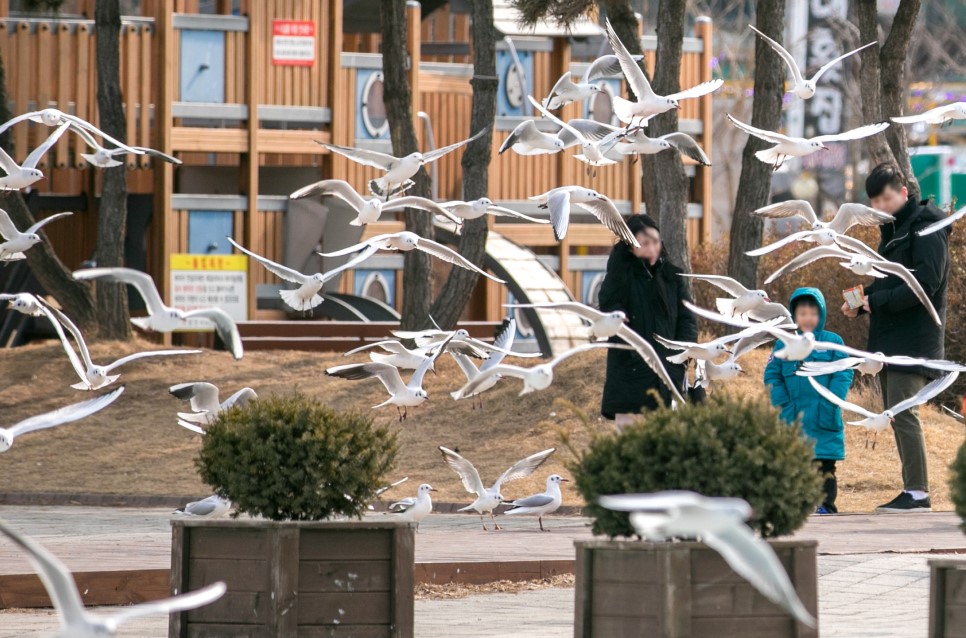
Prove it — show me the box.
[0,387,124,452]
[318,128,487,199]
[0,122,72,190]
[0,209,72,261]
[73,267,244,359]
[529,186,640,247]
[0,517,225,637]
[749,25,875,100]
[439,446,555,531]
[728,115,889,169]
[289,178,462,226]
[169,382,257,426]
[389,483,436,532]
[599,491,816,628]
[808,372,959,448]
[503,474,568,531]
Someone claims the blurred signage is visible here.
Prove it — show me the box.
[272,20,315,66]
[170,253,248,330]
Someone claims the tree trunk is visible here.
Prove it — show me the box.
[428,0,497,330]
[380,0,434,330]
[601,0,640,56]
[857,0,921,198]
[94,0,131,338]
[725,0,785,288]
[640,0,691,273]
[0,40,97,330]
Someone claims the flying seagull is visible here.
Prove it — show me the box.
[0,387,124,452]
[436,198,548,224]
[289,178,462,226]
[529,96,626,175]
[0,292,48,316]
[654,317,790,364]
[680,274,772,318]
[449,317,518,408]
[606,19,723,125]
[72,267,244,360]
[502,474,568,531]
[498,119,566,156]
[0,209,72,261]
[169,382,257,425]
[0,517,225,637]
[892,102,966,127]
[318,128,488,198]
[606,127,712,166]
[917,204,966,238]
[749,200,890,259]
[599,491,816,627]
[0,108,142,154]
[317,231,505,284]
[529,186,640,247]
[0,122,72,190]
[541,72,604,110]
[391,326,539,359]
[728,115,889,169]
[797,352,966,378]
[71,125,181,168]
[343,338,488,371]
[439,446,555,531]
[749,25,876,100]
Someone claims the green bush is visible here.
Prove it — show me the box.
[196,393,398,521]
[950,441,966,532]
[569,394,822,538]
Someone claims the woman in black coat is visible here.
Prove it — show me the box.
[598,214,698,428]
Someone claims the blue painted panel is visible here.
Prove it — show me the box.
[180,30,226,103]
[354,269,396,306]
[188,211,233,255]
[496,49,534,117]
[355,69,390,141]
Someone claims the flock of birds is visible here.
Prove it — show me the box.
[0,20,965,635]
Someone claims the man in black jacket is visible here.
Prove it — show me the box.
[841,163,950,513]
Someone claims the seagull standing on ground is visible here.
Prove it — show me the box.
[0,209,72,261]
[72,267,244,360]
[599,491,816,628]
[0,517,225,637]
[0,387,124,452]
[389,483,437,532]
[503,474,568,531]
[439,446,555,531]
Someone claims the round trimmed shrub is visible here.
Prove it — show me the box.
[196,393,398,521]
[571,394,822,538]
[950,441,966,532]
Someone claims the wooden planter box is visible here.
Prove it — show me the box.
[574,539,818,638]
[929,558,966,637]
[169,518,415,638]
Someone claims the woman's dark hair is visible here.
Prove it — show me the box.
[625,214,669,261]
[614,213,672,314]
[866,163,907,198]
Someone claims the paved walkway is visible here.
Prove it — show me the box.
[0,552,954,637]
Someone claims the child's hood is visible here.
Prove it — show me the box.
[788,286,827,332]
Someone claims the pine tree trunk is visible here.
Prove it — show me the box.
[640,0,690,273]
[94,0,131,338]
[0,41,97,331]
[857,0,921,198]
[428,0,497,330]
[725,0,785,288]
[380,0,434,330]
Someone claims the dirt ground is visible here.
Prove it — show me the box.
[0,337,963,513]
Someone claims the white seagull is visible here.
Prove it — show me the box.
[449,317,518,407]
[917,204,966,238]
[0,108,142,153]
[529,96,626,175]
[606,20,723,125]
[503,474,568,531]
[808,372,958,447]
[606,127,712,166]
[72,267,244,360]
[169,382,257,425]
[227,237,341,313]
[439,446,555,531]
[0,292,47,316]
[0,517,226,637]
[529,186,640,247]
[318,128,487,198]
[41,303,200,391]
[0,209,73,261]
[289,178,462,226]
[343,338,488,371]
[391,325,538,360]
[71,125,181,167]
[505,301,685,403]
[680,274,772,318]
[317,231,505,284]
[749,200,890,259]
[325,335,452,420]
[728,115,889,169]
[654,318,790,364]
[389,483,436,532]
[0,121,72,190]
[892,102,966,127]
[599,491,816,628]
[694,357,745,389]
[174,494,232,517]
[453,342,633,399]
[437,198,549,224]
[541,72,604,110]
[749,25,876,100]
[0,387,124,452]
[762,244,942,325]
[797,352,966,378]
[498,119,566,156]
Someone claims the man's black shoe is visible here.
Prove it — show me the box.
[875,492,931,513]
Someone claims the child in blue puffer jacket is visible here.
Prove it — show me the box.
[764,287,854,514]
